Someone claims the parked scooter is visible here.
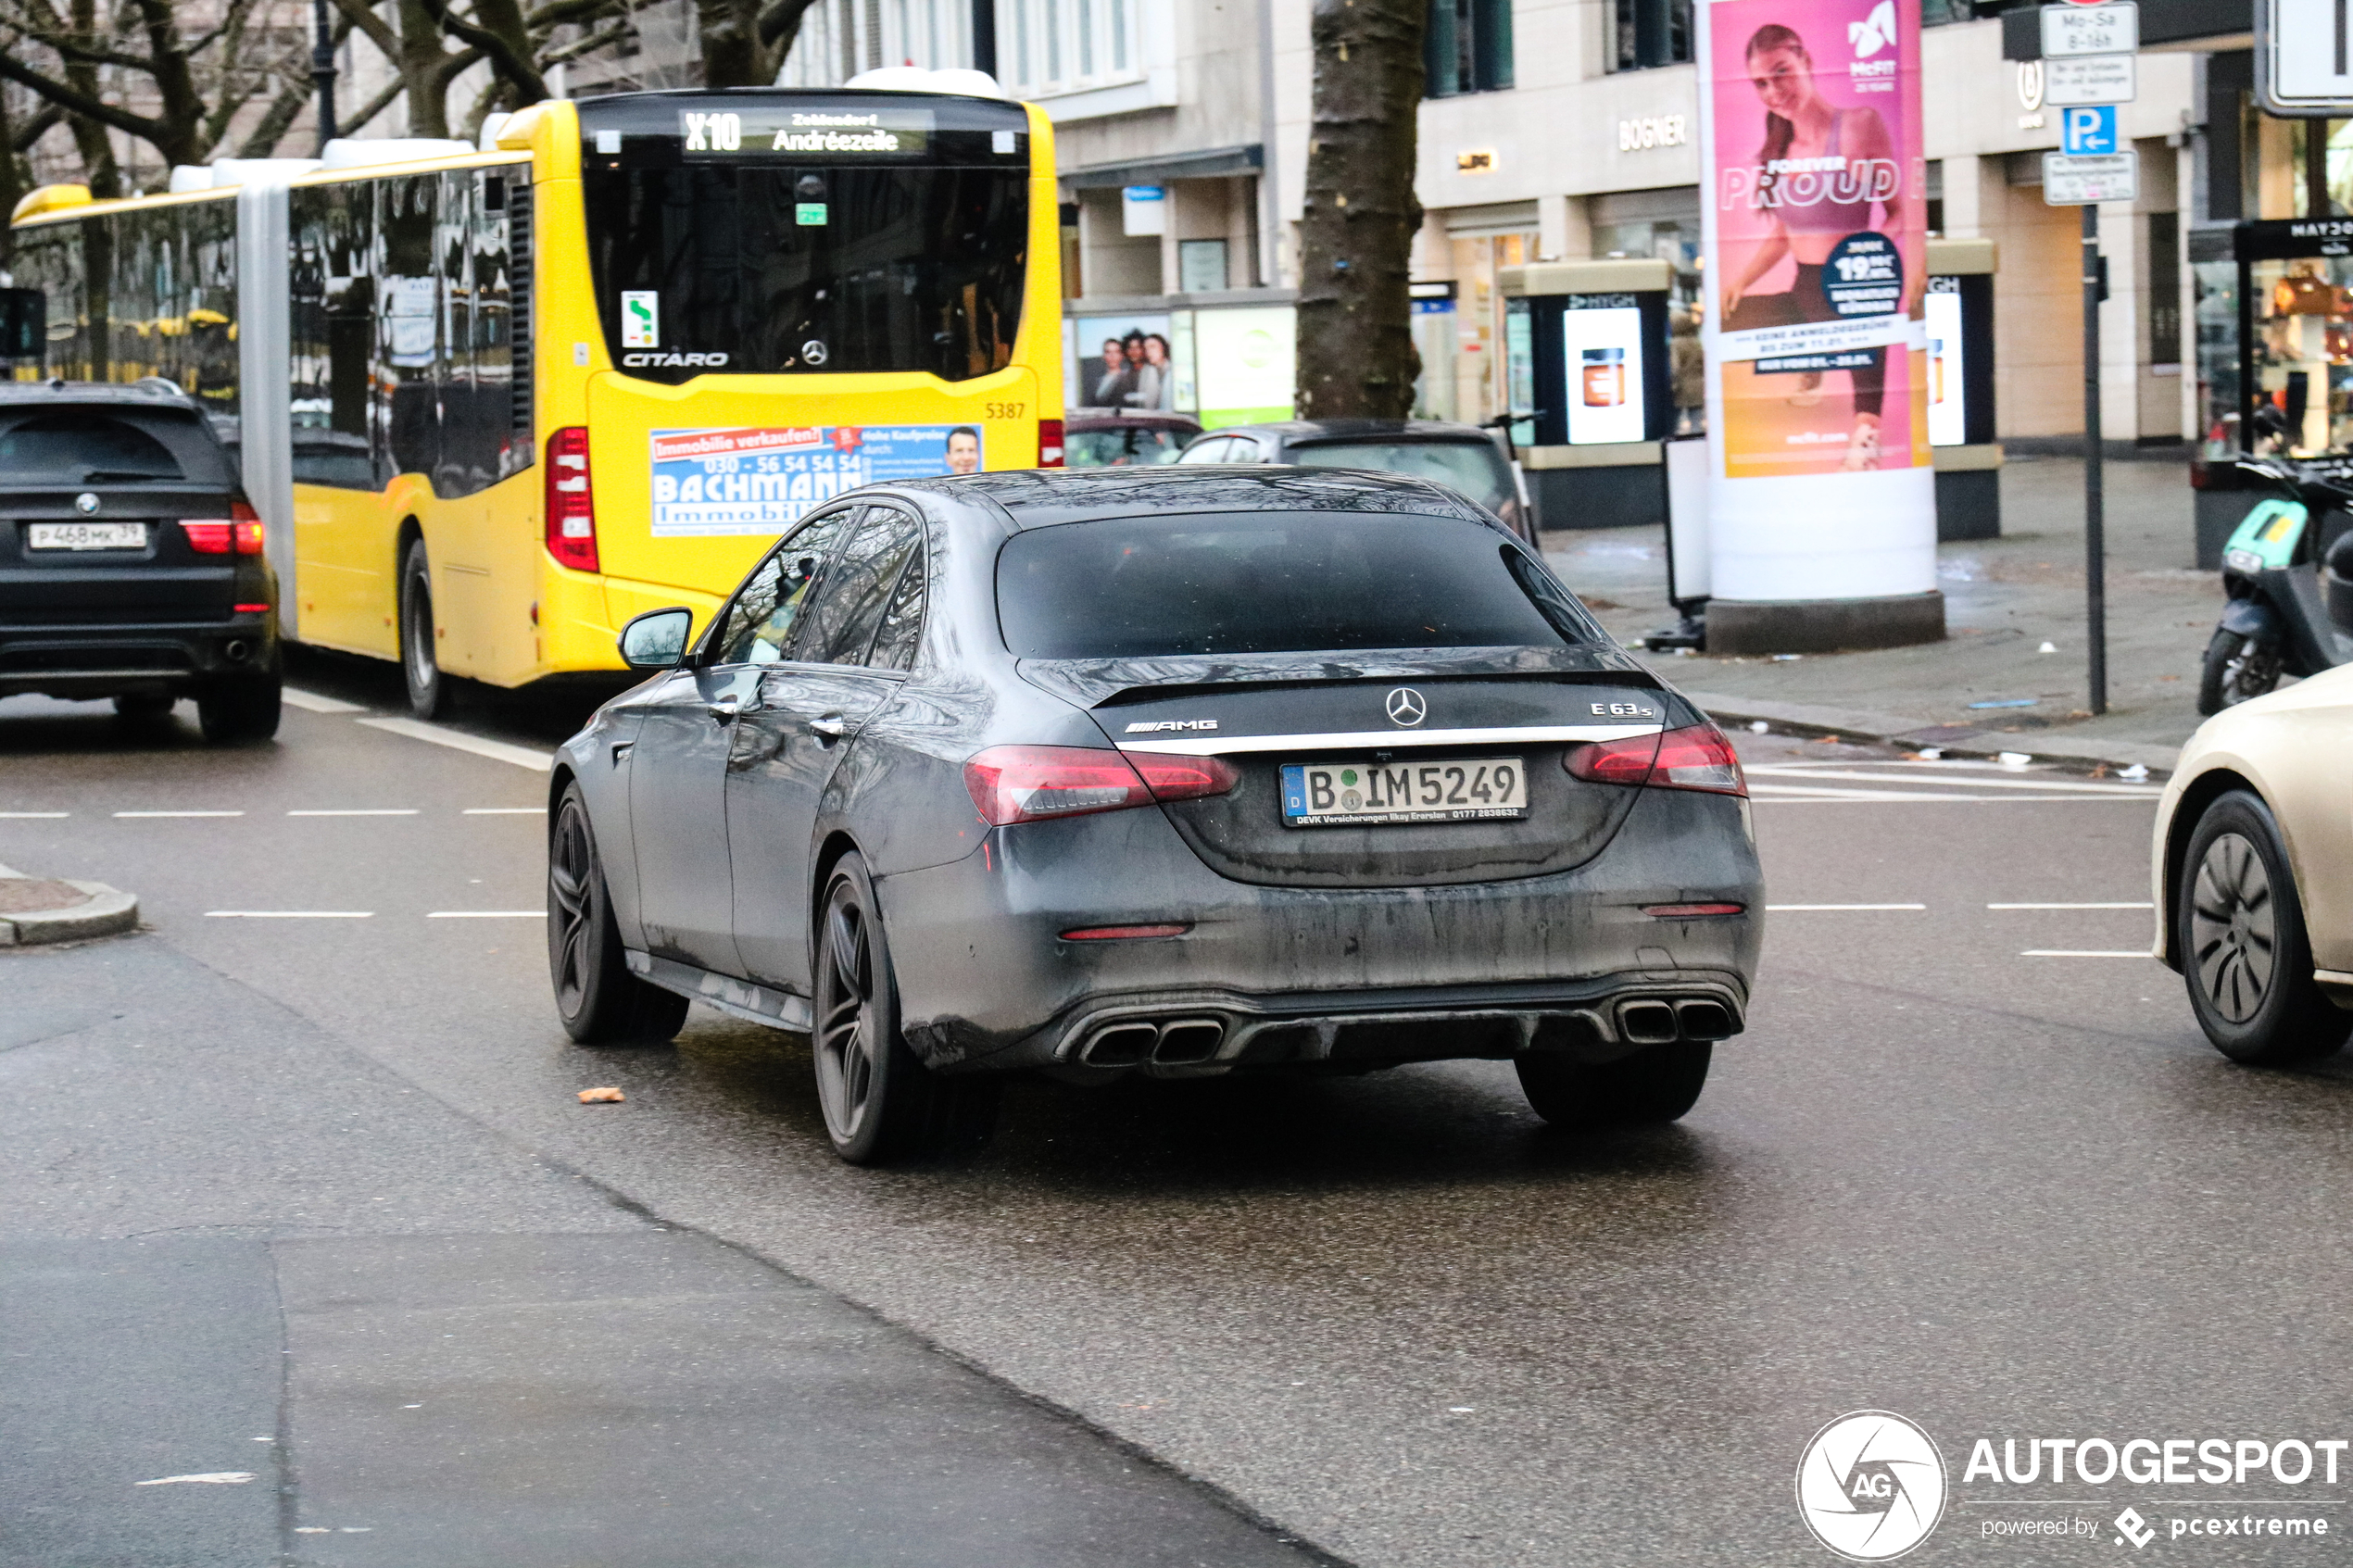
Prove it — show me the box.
[2199,453,2353,714]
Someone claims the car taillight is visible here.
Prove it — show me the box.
[545,427,598,571]
[963,745,1238,825]
[181,510,262,554]
[1565,721,1746,797]
[1038,418,1063,469]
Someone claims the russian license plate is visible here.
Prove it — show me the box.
[28,521,147,551]
[1280,757,1528,827]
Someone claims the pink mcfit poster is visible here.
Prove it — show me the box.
[1705,0,1928,479]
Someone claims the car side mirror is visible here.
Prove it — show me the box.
[618,607,694,671]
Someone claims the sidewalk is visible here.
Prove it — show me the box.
[1543,452,2216,772]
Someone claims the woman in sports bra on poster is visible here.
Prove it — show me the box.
[1719,21,1917,471]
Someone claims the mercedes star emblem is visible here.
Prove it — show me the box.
[74,492,99,515]
[1385,687,1428,727]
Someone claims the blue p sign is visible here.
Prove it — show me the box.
[2062,106,2118,156]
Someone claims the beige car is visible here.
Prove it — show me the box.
[2153,662,2353,1062]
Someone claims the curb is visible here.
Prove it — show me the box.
[1676,688,2184,776]
[0,871,140,947]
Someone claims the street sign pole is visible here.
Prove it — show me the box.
[2082,204,2107,715]
[2041,1,2133,717]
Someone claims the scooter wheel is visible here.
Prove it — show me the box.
[2197,628,2283,715]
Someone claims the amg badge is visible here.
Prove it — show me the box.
[1125,719,1219,733]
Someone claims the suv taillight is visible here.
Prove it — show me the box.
[963,745,1237,825]
[546,427,598,571]
[182,500,266,555]
[1565,722,1746,797]
[1038,419,1064,469]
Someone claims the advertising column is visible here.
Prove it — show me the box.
[1698,0,1944,652]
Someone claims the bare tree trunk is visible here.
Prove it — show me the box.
[699,0,768,86]
[1293,0,1424,420]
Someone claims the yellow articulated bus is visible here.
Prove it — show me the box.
[8,82,1063,715]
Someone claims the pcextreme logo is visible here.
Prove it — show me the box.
[1797,1411,1949,1562]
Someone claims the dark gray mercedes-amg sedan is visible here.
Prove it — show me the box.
[548,467,1762,1163]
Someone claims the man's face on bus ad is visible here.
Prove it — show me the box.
[946,430,982,474]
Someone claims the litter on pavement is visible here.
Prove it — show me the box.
[578,1086,625,1103]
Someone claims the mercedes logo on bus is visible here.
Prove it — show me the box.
[1385,687,1428,727]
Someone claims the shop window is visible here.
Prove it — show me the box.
[1610,0,1689,72]
[1428,0,1512,96]
[1925,160,1944,236]
[1178,239,1228,293]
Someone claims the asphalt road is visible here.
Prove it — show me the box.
[6,655,2352,1567]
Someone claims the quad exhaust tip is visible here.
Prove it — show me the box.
[1080,1018,1227,1067]
[1614,997,1740,1046]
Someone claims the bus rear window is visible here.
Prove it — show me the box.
[583,163,1027,384]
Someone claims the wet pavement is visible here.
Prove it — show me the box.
[5,667,2350,1566]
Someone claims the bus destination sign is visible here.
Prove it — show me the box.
[680,107,936,157]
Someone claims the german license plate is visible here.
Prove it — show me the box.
[1280,757,1528,827]
[28,521,147,551]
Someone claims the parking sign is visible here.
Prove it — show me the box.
[2061,105,2119,154]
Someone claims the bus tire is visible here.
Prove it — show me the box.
[399,538,447,719]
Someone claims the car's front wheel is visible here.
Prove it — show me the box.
[1516,1039,1711,1128]
[812,853,998,1164]
[547,784,689,1045]
[2178,790,2350,1064]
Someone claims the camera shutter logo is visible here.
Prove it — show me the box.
[1385,687,1428,727]
[1795,1411,1947,1562]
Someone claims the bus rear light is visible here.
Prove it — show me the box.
[545,427,598,572]
[1038,418,1063,468]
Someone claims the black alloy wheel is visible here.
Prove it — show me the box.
[811,852,997,1165]
[2178,790,2349,1064]
[195,666,283,744]
[399,538,447,720]
[1516,1039,1712,1129]
[547,784,689,1045]
[2197,629,2284,716]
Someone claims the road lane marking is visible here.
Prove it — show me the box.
[1990,901,2154,909]
[281,688,367,714]
[1767,903,1927,910]
[115,810,244,818]
[0,811,68,818]
[205,910,373,919]
[287,809,420,817]
[427,910,545,918]
[1750,784,1990,802]
[355,716,552,771]
[2022,949,2152,958]
[462,807,545,815]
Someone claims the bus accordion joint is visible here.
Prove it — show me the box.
[545,427,598,572]
[1038,418,1064,469]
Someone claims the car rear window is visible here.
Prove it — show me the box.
[0,409,228,486]
[1064,426,1190,467]
[1287,440,1514,515]
[997,511,1601,659]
